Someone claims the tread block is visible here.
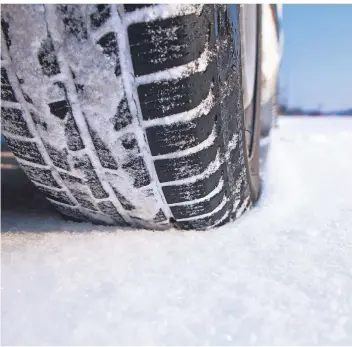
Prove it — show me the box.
[1,18,11,48]
[5,137,46,165]
[171,187,226,219]
[49,81,72,120]
[154,141,218,183]
[65,112,85,151]
[49,100,70,120]
[43,142,70,171]
[97,32,121,76]
[69,189,98,211]
[138,63,215,120]
[60,172,83,186]
[113,95,132,131]
[177,201,230,230]
[110,185,136,211]
[97,32,118,55]
[58,5,88,40]
[121,156,151,188]
[53,203,88,222]
[1,67,11,85]
[36,185,75,206]
[90,5,111,30]
[97,201,126,224]
[128,11,210,76]
[120,133,140,155]
[1,107,33,137]
[124,4,154,12]
[147,107,217,155]
[1,85,17,102]
[162,164,224,204]
[37,35,60,76]
[88,123,118,170]
[73,155,109,199]
[1,68,18,102]
[153,209,167,223]
[20,163,61,188]
[1,17,11,49]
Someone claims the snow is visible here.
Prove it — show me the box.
[152,127,217,161]
[2,116,352,345]
[125,4,203,25]
[143,87,215,128]
[135,44,213,86]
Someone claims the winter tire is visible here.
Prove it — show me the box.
[1,4,262,230]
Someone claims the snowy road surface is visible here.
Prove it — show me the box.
[2,117,352,345]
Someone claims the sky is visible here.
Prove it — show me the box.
[278,5,352,112]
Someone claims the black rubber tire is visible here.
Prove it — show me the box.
[1,4,261,230]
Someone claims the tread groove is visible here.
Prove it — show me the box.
[113,4,173,221]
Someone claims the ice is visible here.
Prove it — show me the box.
[2,116,352,345]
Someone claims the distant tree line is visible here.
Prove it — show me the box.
[276,86,351,116]
[277,103,352,116]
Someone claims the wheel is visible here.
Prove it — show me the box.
[239,4,262,203]
[1,4,262,230]
[259,4,281,137]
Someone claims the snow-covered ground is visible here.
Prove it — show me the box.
[2,117,352,345]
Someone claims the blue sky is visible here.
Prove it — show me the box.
[278,5,352,112]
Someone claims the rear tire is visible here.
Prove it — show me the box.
[1,4,261,230]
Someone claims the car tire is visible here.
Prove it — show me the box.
[1,4,262,230]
